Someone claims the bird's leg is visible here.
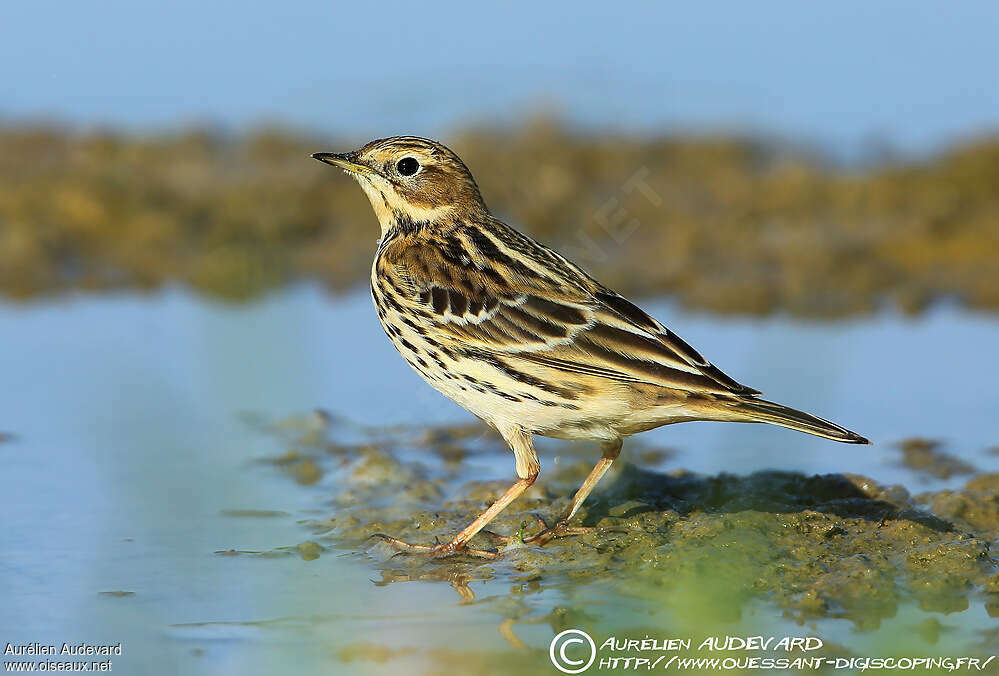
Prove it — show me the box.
[374,427,540,559]
[373,474,536,558]
[506,439,622,546]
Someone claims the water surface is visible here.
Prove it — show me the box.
[2,285,997,673]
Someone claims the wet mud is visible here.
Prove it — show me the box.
[236,412,999,671]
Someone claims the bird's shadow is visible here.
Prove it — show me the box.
[575,462,954,534]
[365,457,995,636]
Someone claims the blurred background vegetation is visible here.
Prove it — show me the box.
[4,4,999,672]
[2,118,997,317]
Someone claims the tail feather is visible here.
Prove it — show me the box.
[729,398,870,444]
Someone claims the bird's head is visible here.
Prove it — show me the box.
[313,136,487,234]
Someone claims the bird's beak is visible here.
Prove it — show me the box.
[311,151,372,176]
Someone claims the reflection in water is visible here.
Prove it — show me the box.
[1,286,998,674]
[265,410,997,667]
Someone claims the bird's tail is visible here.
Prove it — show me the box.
[725,398,870,444]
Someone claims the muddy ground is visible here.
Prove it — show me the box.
[232,412,999,672]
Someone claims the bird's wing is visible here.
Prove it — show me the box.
[378,226,759,396]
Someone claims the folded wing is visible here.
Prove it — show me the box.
[378,225,760,397]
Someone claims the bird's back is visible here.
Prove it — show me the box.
[369,214,772,440]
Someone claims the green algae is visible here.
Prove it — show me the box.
[239,412,999,671]
[897,438,979,480]
[214,540,327,561]
[918,474,999,540]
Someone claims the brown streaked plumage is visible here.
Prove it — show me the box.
[313,136,869,559]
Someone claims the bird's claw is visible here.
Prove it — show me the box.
[480,516,594,547]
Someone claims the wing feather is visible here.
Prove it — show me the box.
[377,227,760,397]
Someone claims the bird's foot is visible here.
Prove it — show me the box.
[483,514,593,547]
[370,533,501,560]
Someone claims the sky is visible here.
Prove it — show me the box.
[2,1,998,155]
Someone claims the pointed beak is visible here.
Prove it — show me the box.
[311,151,371,175]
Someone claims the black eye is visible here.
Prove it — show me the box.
[396,157,420,176]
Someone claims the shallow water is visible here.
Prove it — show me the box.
[2,285,998,674]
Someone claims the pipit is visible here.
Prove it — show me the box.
[313,136,869,559]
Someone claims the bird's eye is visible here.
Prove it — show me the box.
[396,157,420,176]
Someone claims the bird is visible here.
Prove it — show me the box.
[312,136,869,559]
